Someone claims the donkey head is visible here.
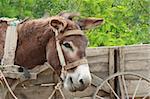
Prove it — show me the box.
[46,13,103,92]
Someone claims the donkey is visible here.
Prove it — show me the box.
[0,13,103,92]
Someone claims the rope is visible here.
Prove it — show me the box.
[48,81,65,99]
[0,70,18,99]
[42,62,66,99]
[0,73,4,90]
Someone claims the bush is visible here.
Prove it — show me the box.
[0,0,149,47]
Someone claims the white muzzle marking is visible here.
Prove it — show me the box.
[63,64,91,92]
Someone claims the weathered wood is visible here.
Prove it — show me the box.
[123,44,150,53]
[1,44,150,99]
[123,45,150,61]
[74,96,92,99]
[123,70,150,79]
[93,72,109,80]
[126,80,150,97]
[125,60,149,71]
[125,53,150,61]
[116,44,150,98]
[89,62,108,72]
[13,85,54,99]
[86,47,109,57]
[6,69,55,99]
[91,73,104,87]
[87,56,108,63]
[1,65,36,79]
[108,48,115,99]
[118,47,125,99]
[66,85,95,98]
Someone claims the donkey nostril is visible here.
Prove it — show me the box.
[79,79,84,85]
[70,77,73,84]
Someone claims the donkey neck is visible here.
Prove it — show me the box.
[15,19,54,69]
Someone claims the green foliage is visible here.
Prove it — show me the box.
[0,0,149,47]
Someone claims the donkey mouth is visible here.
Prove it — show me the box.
[68,81,90,92]
[64,80,87,92]
[69,85,88,92]
[69,86,76,92]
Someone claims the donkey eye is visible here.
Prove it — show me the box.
[63,43,72,48]
[62,42,74,51]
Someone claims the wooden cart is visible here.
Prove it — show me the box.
[0,44,150,99]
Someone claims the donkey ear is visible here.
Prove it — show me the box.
[77,18,104,30]
[50,18,67,32]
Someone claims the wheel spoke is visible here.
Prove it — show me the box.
[132,77,142,99]
[96,95,105,99]
[122,75,129,99]
[59,88,65,99]
[142,92,150,99]
[118,76,125,99]
[48,89,56,99]
[106,81,120,99]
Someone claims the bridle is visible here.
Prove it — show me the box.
[52,28,88,80]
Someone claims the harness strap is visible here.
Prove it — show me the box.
[64,58,88,70]
[52,28,67,79]
[61,30,84,37]
[1,23,18,65]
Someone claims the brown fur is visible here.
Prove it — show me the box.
[0,21,7,60]
[0,16,87,75]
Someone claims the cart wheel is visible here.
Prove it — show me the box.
[93,72,150,99]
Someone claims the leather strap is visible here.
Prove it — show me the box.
[62,30,84,37]
[1,21,19,65]
[64,58,88,70]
